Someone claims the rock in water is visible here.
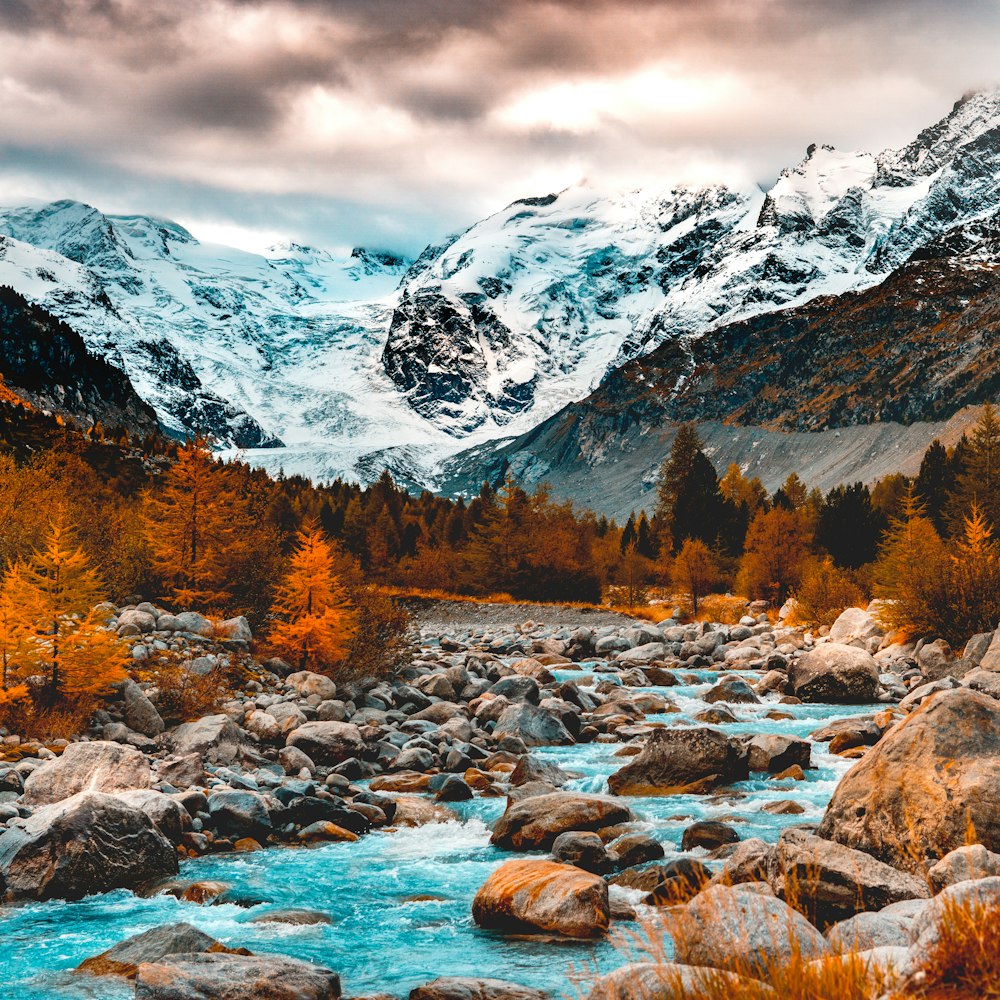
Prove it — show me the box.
[78,923,238,979]
[490,792,632,851]
[0,791,178,901]
[134,952,341,999]
[818,688,1000,871]
[607,728,748,795]
[492,704,573,746]
[23,741,151,805]
[672,884,828,976]
[472,859,609,938]
[409,978,549,1000]
[788,644,879,703]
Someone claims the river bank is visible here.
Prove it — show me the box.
[1,599,996,998]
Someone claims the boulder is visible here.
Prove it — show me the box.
[78,923,238,979]
[170,715,246,765]
[607,728,748,796]
[788,644,879,703]
[218,616,252,643]
[0,791,177,901]
[492,704,573,747]
[122,680,165,736]
[119,608,157,633]
[927,844,1000,893]
[586,963,774,1000]
[672,884,829,976]
[509,755,574,788]
[208,790,272,839]
[409,978,548,1000]
[491,792,633,851]
[744,734,812,773]
[978,630,1000,671]
[829,608,883,645]
[286,721,365,766]
[472,859,609,938]
[174,611,214,637]
[825,911,913,951]
[680,821,739,852]
[286,671,337,701]
[551,831,612,874]
[818,688,1000,871]
[703,677,760,705]
[157,753,205,789]
[766,829,929,924]
[134,952,341,999]
[116,790,188,843]
[23,741,151,805]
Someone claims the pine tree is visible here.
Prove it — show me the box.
[947,404,1000,533]
[269,521,357,671]
[655,424,724,551]
[144,437,247,608]
[816,483,885,569]
[915,439,950,531]
[12,515,126,705]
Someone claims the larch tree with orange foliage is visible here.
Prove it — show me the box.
[10,514,126,706]
[0,562,32,707]
[737,506,813,605]
[269,521,357,672]
[671,538,717,616]
[144,437,247,610]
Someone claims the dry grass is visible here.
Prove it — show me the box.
[695,594,750,625]
[903,896,1000,999]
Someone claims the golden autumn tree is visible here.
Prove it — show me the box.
[11,514,126,706]
[737,506,813,605]
[144,437,247,609]
[269,521,357,671]
[0,562,31,706]
[671,537,717,616]
[947,504,1000,642]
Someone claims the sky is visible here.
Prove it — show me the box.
[0,0,998,256]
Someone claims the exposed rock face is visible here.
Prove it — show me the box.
[607,728,748,795]
[286,721,365,766]
[409,978,549,1000]
[472,859,609,938]
[818,688,1000,871]
[767,829,929,924]
[78,923,239,979]
[134,952,342,1000]
[788,644,880,703]
[0,791,178,901]
[672,884,829,976]
[23,741,151,806]
[490,793,633,851]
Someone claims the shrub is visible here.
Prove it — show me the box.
[789,558,866,628]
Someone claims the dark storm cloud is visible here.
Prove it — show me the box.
[0,0,997,252]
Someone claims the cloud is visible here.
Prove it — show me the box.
[0,0,997,253]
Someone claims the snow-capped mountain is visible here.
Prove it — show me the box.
[1,90,999,490]
[385,90,1000,437]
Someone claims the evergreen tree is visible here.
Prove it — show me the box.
[816,483,885,569]
[655,424,724,551]
[269,521,357,671]
[915,439,950,531]
[947,404,1000,533]
[635,512,657,559]
[620,513,637,554]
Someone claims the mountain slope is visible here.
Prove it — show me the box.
[0,281,158,435]
[437,223,1000,515]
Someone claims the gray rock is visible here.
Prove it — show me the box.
[825,910,913,951]
[77,923,229,978]
[23,741,151,806]
[491,792,633,851]
[118,608,157,633]
[0,791,177,901]
[492,704,573,747]
[673,883,829,976]
[704,677,760,704]
[286,721,365,766]
[789,643,880,703]
[134,952,341,999]
[116,789,188,843]
[174,611,214,637]
[409,977,549,1000]
[979,630,1000,670]
[286,671,337,701]
[208,789,272,839]
[964,631,995,667]
[551,831,612,874]
[170,715,246,765]
[829,608,883,645]
[927,844,1000,893]
[744,734,812,773]
[122,680,165,737]
[156,753,205,789]
[218,616,252,643]
[586,963,774,1000]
